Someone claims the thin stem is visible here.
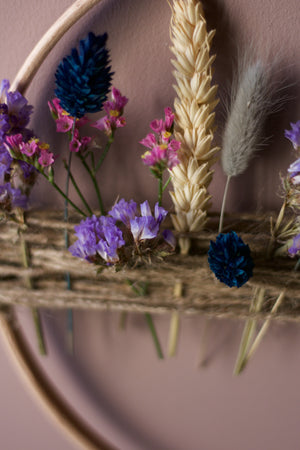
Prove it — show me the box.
[31,308,47,356]
[234,287,265,375]
[95,130,115,172]
[79,155,105,214]
[126,279,164,359]
[63,160,93,215]
[64,148,73,222]
[64,121,76,354]
[19,227,46,355]
[158,175,163,207]
[144,313,164,359]
[239,249,300,372]
[167,281,183,357]
[168,311,180,357]
[40,171,86,217]
[90,151,96,173]
[218,175,231,234]
[241,291,286,371]
[162,175,172,192]
[267,201,287,258]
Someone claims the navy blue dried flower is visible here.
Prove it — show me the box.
[208,231,254,288]
[55,32,113,118]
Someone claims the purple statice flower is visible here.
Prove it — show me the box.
[285,121,300,150]
[69,215,125,264]
[109,198,175,247]
[0,182,28,211]
[130,216,160,241]
[109,198,174,246]
[0,79,33,140]
[162,229,176,249]
[287,158,300,185]
[18,160,37,179]
[129,200,168,242]
[0,80,35,193]
[288,234,300,256]
[108,198,137,227]
[0,145,12,183]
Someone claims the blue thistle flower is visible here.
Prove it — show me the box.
[55,32,113,118]
[208,231,254,288]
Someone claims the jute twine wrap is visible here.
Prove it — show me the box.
[1,211,300,321]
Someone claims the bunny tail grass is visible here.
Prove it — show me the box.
[222,60,274,178]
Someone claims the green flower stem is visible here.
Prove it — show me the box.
[144,313,164,359]
[167,281,183,357]
[90,151,96,173]
[234,287,265,375]
[238,290,286,373]
[126,279,164,359]
[162,176,172,192]
[158,175,163,207]
[168,311,180,357]
[65,149,73,223]
[19,228,46,355]
[234,200,290,374]
[79,154,105,215]
[40,171,86,217]
[64,121,76,355]
[238,256,299,373]
[95,130,115,172]
[63,160,93,215]
[31,307,47,355]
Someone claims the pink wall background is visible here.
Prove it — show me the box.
[1,0,300,449]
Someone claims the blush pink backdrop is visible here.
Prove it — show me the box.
[1,0,300,449]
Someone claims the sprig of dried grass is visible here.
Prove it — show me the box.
[169,0,219,255]
[222,60,274,178]
[219,60,275,232]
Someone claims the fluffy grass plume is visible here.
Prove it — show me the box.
[222,60,273,177]
[169,0,219,255]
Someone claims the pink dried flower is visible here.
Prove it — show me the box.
[140,107,180,176]
[38,148,54,167]
[69,137,82,152]
[91,87,128,135]
[55,116,74,133]
[5,136,54,170]
[164,107,174,131]
[20,139,39,157]
[150,119,164,133]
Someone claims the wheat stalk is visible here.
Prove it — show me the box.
[169,0,219,254]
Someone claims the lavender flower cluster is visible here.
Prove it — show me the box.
[0,80,35,213]
[69,199,175,267]
[284,121,300,257]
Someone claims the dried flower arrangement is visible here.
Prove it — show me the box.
[1,0,299,373]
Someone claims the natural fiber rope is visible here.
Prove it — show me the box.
[1,211,299,321]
